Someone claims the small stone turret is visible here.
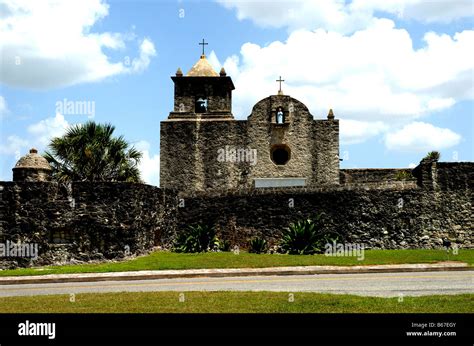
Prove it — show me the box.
[12,148,52,182]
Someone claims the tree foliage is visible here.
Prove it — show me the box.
[44,122,142,182]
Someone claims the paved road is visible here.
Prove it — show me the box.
[0,271,472,298]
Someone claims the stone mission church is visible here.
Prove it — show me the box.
[3,44,472,266]
[160,47,339,192]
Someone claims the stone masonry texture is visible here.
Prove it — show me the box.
[0,182,177,268]
[174,162,473,250]
[161,95,340,192]
[0,161,472,268]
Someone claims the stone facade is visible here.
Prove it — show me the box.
[160,55,339,193]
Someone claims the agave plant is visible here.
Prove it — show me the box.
[249,237,268,254]
[173,224,219,253]
[279,214,335,255]
[218,239,231,252]
[280,218,319,255]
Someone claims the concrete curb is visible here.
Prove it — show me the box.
[0,262,471,285]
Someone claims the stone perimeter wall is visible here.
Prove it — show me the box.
[0,161,472,268]
[0,182,177,268]
[340,168,414,184]
[176,161,473,249]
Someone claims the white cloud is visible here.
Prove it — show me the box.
[0,0,156,89]
[0,96,9,116]
[219,19,473,141]
[135,140,160,186]
[384,122,462,152]
[207,50,222,72]
[0,135,29,159]
[340,119,388,144]
[0,113,70,163]
[427,98,456,111]
[216,2,473,145]
[130,38,157,73]
[27,113,70,148]
[350,0,474,24]
[218,0,473,32]
[408,162,417,168]
[217,0,374,33]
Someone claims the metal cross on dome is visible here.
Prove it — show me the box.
[199,39,208,56]
[276,76,285,95]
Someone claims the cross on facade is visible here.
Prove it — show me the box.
[199,39,208,56]
[276,76,285,95]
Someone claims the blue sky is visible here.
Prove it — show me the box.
[1,0,473,185]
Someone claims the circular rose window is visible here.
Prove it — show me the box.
[271,145,291,165]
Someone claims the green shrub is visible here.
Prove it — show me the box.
[395,170,413,180]
[424,151,440,161]
[249,237,268,254]
[280,218,319,255]
[218,239,231,252]
[173,224,219,253]
[280,215,340,255]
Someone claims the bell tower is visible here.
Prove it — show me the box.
[168,40,235,120]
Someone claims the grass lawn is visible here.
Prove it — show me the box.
[0,291,471,313]
[0,249,472,277]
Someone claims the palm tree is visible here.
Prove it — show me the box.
[44,122,142,182]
